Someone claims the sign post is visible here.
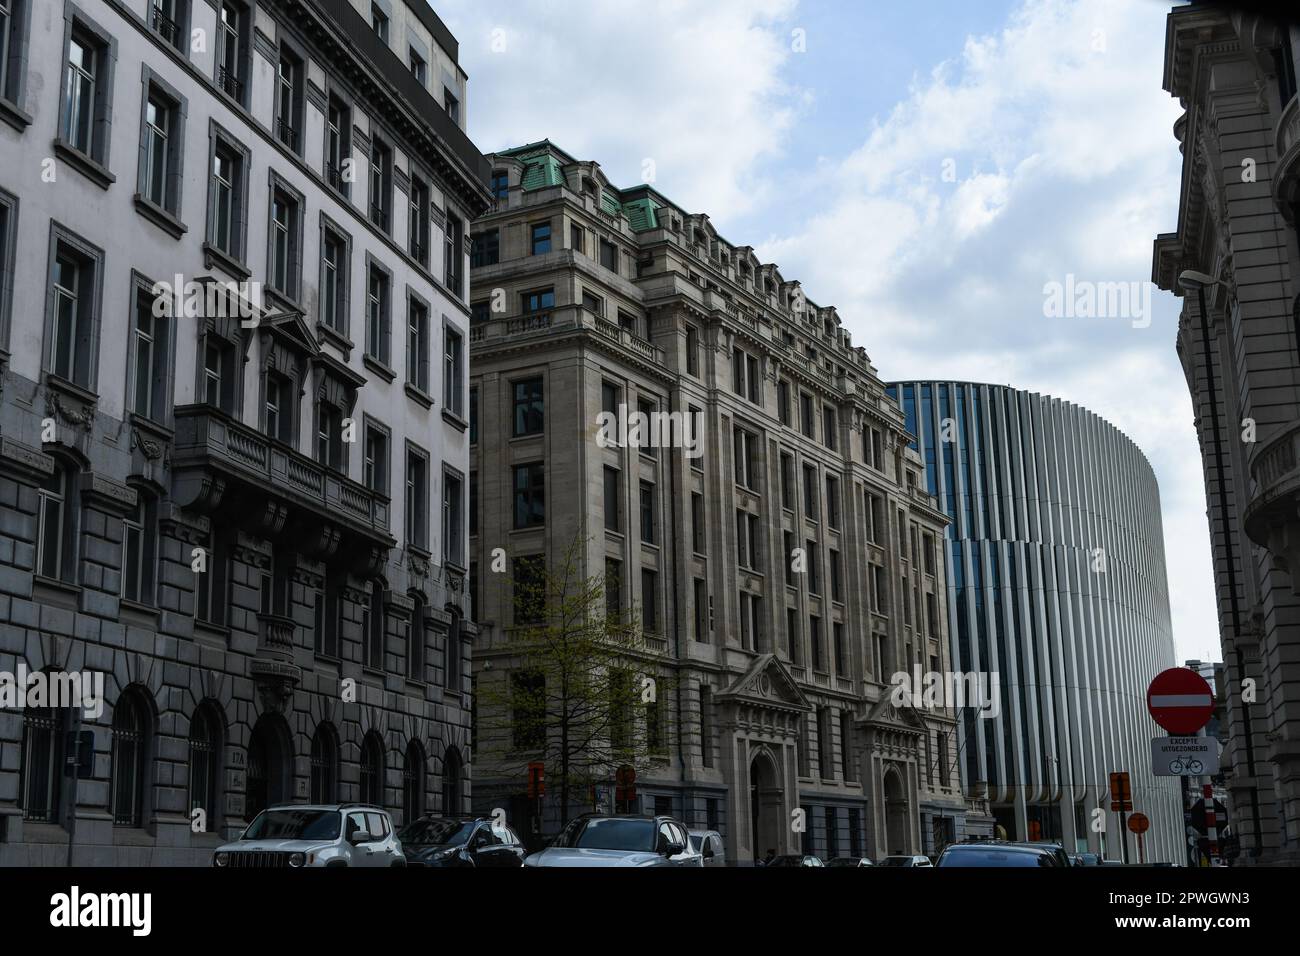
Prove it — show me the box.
[1109,771,1132,864]
[1128,812,1149,864]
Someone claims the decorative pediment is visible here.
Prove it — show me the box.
[863,693,927,734]
[718,654,811,713]
[261,306,320,358]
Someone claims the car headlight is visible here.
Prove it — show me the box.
[214,852,229,867]
[288,852,306,868]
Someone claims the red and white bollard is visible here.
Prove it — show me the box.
[1203,784,1219,866]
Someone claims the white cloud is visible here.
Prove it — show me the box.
[438,0,803,221]
[751,0,1212,662]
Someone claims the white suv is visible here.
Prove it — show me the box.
[213,804,405,868]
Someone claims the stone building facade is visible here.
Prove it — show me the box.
[1152,4,1300,864]
[468,141,977,862]
[0,0,489,864]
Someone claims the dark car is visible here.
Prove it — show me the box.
[936,841,1069,867]
[1073,852,1103,866]
[766,854,824,867]
[826,856,874,867]
[399,816,527,867]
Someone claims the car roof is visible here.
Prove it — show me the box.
[687,829,721,837]
[260,804,386,813]
[945,841,1053,852]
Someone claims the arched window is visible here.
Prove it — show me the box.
[20,705,68,822]
[441,745,462,815]
[402,740,426,823]
[111,688,152,827]
[310,723,340,804]
[407,592,425,680]
[36,460,79,582]
[359,731,384,806]
[188,701,223,828]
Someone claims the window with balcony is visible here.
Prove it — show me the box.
[325,95,351,196]
[369,135,392,232]
[444,207,463,296]
[513,462,545,529]
[275,46,303,153]
[409,175,430,267]
[216,1,249,105]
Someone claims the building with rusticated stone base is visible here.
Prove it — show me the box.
[0,0,488,864]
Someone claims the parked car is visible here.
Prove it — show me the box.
[766,854,824,867]
[877,854,932,867]
[936,841,1068,867]
[826,856,874,867]
[399,816,527,867]
[213,804,404,868]
[1073,852,1103,866]
[524,814,702,867]
[689,829,726,868]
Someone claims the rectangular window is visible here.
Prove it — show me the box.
[470,229,499,268]
[444,325,464,415]
[810,617,823,672]
[369,135,392,231]
[700,685,714,767]
[784,531,796,587]
[834,622,846,675]
[363,421,389,496]
[408,46,426,84]
[370,2,388,41]
[406,295,429,392]
[802,464,818,522]
[822,405,837,450]
[443,86,459,123]
[601,381,621,416]
[685,326,699,376]
[513,377,544,436]
[408,175,430,266]
[806,540,819,595]
[316,402,344,470]
[443,468,464,567]
[60,18,114,168]
[469,470,478,538]
[208,128,248,262]
[694,579,708,643]
[800,393,815,439]
[604,558,621,619]
[129,278,170,423]
[826,475,841,530]
[45,231,102,390]
[121,498,156,606]
[603,467,621,532]
[275,47,302,152]
[641,569,658,633]
[268,184,301,301]
[599,238,617,272]
[736,511,761,571]
[691,493,705,554]
[513,462,545,529]
[530,221,551,255]
[139,81,184,216]
[640,482,656,544]
[320,224,348,334]
[325,95,351,195]
[733,428,757,490]
[786,606,799,665]
[202,335,236,413]
[490,169,508,200]
[778,380,791,426]
[444,206,463,297]
[148,0,187,52]
[366,263,391,364]
[830,550,843,602]
[469,388,478,445]
[780,453,794,510]
[195,528,228,627]
[513,555,545,626]
[263,371,293,443]
[405,446,429,550]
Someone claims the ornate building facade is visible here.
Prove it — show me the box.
[0,0,489,864]
[468,141,979,862]
[1153,4,1300,864]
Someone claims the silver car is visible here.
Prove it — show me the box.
[689,829,726,867]
[524,814,702,867]
[213,804,405,868]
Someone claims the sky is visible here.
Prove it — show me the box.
[433,0,1217,664]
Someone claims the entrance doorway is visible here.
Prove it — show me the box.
[749,752,782,862]
[884,768,910,855]
[246,714,291,821]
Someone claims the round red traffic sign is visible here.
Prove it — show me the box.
[1147,668,1214,735]
[1128,812,1150,835]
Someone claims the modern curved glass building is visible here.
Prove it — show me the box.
[886,382,1181,862]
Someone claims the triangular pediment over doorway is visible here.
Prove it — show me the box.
[717,654,811,713]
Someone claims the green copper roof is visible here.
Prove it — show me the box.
[622,197,660,231]
[600,190,621,216]
[518,152,565,191]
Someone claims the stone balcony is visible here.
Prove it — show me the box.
[1244,420,1300,593]
[470,304,664,364]
[1274,92,1300,219]
[171,404,394,574]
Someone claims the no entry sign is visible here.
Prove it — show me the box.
[1147,668,1214,735]
[1128,812,1150,835]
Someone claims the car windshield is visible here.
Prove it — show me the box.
[399,819,477,846]
[242,809,340,841]
[877,857,911,866]
[941,849,1054,867]
[557,818,654,851]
